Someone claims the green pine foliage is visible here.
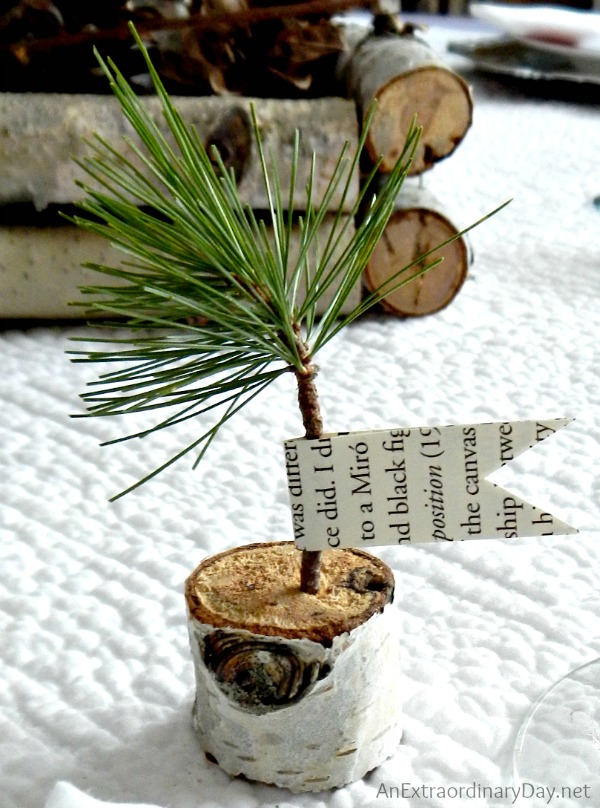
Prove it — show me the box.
[69,24,502,498]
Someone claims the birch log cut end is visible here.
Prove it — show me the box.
[371,67,473,174]
[365,207,468,316]
[337,29,473,174]
[185,542,402,791]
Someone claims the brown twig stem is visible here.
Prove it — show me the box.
[295,333,323,595]
[4,0,375,61]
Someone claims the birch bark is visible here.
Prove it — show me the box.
[185,542,402,791]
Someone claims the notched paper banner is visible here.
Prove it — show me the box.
[283,419,577,551]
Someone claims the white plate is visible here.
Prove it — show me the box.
[448,37,600,88]
[471,3,600,58]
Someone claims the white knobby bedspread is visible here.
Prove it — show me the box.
[2,15,599,808]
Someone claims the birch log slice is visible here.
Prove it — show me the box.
[337,28,473,174]
[364,188,469,316]
[185,541,401,792]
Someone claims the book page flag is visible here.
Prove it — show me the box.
[283,419,577,551]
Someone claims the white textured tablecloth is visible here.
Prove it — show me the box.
[2,15,600,808]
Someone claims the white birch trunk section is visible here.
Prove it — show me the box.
[184,542,401,791]
[0,94,358,211]
[187,606,401,791]
[0,216,359,319]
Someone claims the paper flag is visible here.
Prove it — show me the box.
[283,419,577,551]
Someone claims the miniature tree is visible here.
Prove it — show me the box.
[69,26,490,594]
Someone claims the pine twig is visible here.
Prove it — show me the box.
[295,330,323,594]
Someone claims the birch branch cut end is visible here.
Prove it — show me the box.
[185,541,394,643]
[365,203,469,316]
[371,66,473,174]
[338,29,473,174]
